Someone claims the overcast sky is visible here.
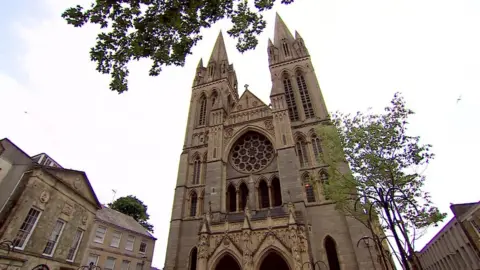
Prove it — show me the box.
[1,0,479,267]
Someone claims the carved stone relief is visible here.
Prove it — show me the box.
[39,191,50,203]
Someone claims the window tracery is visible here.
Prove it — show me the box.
[296,70,315,119]
[283,73,299,121]
[192,155,201,185]
[190,192,198,217]
[311,134,322,161]
[230,131,274,173]
[303,173,315,203]
[295,137,309,168]
[282,39,290,57]
[198,94,207,126]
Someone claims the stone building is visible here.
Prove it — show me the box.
[82,206,156,270]
[0,164,101,270]
[416,202,480,269]
[163,14,384,270]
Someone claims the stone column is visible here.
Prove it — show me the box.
[236,190,240,212]
[268,184,273,208]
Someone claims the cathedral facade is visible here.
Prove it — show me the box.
[164,14,383,270]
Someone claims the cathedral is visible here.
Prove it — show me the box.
[164,14,384,270]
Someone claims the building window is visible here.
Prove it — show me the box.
[12,208,42,249]
[125,235,135,251]
[193,156,201,185]
[190,192,198,217]
[94,226,107,243]
[271,177,282,207]
[121,260,131,270]
[283,74,299,121]
[311,134,322,161]
[66,229,84,262]
[198,94,207,126]
[296,71,315,119]
[295,138,309,168]
[104,257,116,270]
[139,241,147,253]
[258,180,270,209]
[43,219,65,256]
[239,183,249,211]
[282,40,290,57]
[226,184,236,212]
[110,231,122,248]
[87,254,99,266]
[303,173,316,203]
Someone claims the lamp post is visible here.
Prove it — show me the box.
[302,260,329,270]
[77,262,101,270]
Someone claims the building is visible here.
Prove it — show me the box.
[0,164,102,270]
[163,14,384,270]
[416,202,480,269]
[451,202,480,260]
[83,207,156,270]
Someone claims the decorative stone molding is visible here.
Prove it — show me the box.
[39,191,50,203]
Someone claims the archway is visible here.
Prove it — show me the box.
[32,265,49,270]
[325,236,341,270]
[259,251,290,270]
[215,254,241,270]
[189,247,197,270]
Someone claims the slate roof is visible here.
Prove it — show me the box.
[96,207,156,240]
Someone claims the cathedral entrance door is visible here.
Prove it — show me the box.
[215,254,241,270]
[259,251,290,270]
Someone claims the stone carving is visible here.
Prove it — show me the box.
[82,215,88,225]
[73,177,82,190]
[39,191,50,203]
[264,120,274,130]
[62,203,74,216]
[198,234,209,259]
[224,128,234,138]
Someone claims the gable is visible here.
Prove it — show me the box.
[43,168,101,208]
[231,90,269,113]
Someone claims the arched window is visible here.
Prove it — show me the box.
[198,94,207,126]
[296,70,315,119]
[192,155,201,185]
[189,247,198,270]
[295,137,309,167]
[283,73,299,121]
[190,192,198,217]
[325,236,341,270]
[211,91,218,107]
[271,177,282,207]
[303,173,315,203]
[258,180,270,209]
[311,134,322,161]
[239,183,249,211]
[227,184,236,212]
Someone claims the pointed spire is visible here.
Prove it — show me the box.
[273,13,295,47]
[294,30,302,40]
[197,58,203,68]
[268,38,274,47]
[208,31,229,64]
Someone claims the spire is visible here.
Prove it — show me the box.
[197,58,203,68]
[273,13,295,47]
[268,38,274,47]
[294,30,302,40]
[208,31,229,63]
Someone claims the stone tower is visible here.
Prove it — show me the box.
[164,14,384,270]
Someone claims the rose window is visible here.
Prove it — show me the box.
[230,131,274,173]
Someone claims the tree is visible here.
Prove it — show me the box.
[318,93,446,269]
[108,195,154,233]
[62,0,295,93]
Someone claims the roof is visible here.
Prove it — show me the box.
[96,207,156,240]
[450,201,480,221]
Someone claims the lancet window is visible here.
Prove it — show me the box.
[283,73,299,121]
[303,173,316,203]
[192,156,201,185]
[190,192,198,217]
[296,70,315,119]
[311,134,322,162]
[295,137,309,168]
[198,94,207,126]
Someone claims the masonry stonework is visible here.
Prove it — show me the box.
[164,14,384,270]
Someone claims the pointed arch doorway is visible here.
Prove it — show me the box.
[259,251,290,270]
[215,253,241,270]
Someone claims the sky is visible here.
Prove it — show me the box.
[1,0,479,268]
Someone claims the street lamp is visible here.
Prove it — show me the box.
[77,262,101,270]
[302,260,329,270]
